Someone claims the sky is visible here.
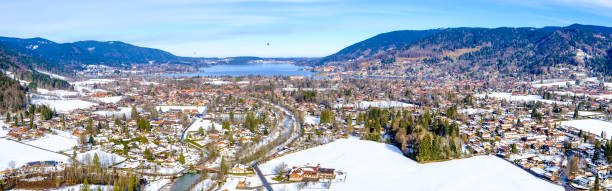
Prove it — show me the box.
[1,0,612,58]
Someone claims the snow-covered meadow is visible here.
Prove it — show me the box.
[30,98,97,113]
[26,130,79,152]
[334,101,415,109]
[476,92,568,105]
[255,138,562,191]
[91,96,123,103]
[0,138,69,170]
[156,106,207,113]
[183,118,221,140]
[77,149,126,167]
[561,119,612,139]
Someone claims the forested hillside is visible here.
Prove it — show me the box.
[321,24,612,76]
[0,73,27,113]
[0,44,71,90]
[0,37,177,70]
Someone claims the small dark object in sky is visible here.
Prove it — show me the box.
[267,42,270,46]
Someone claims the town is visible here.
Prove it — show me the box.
[1,60,612,191]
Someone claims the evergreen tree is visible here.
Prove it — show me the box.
[89,135,95,145]
[82,178,89,191]
[595,174,600,191]
[93,153,100,168]
[573,106,579,119]
[131,106,138,120]
[178,152,185,164]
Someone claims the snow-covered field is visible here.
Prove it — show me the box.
[476,92,568,105]
[0,120,9,137]
[561,119,612,139]
[579,111,604,117]
[93,107,134,118]
[255,138,562,191]
[183,118,221,140]
[304,115,320,125]
[71,79,114,95]
[14,184,112,191]
[0,138,69,170]
[92,96,123,103]
[31,98,97,113]
[156,106,207,114]
[78,149,126,167]
[459,108,493,115]
[531,80,574,88]
[36,88,79,98]
[140,81,160,86]
[335,101,415,109]
[145,178,171,191]
[36,70,67,80]
[26,130,78,152]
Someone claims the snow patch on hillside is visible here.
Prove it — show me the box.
[36,70,67,80]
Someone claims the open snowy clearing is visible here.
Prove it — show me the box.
[476,92,568,105]
[93,107,135,118]
[91,96,123,103]
[36,70,67,80]
[71,79,114,95]
[183,118,221,140]
[14,184,112,191]
[26,130,79,152]
[31,98,97,113]
[255,138,562,191]
[531,80,574,88]
[0,138,69,170]
[304,115,320,125]
[77,149,126,167]
[561,119,612,139]
[334,101,415,109]
[156,106,207,113]
[36,88,79,98]
[0,120,9,137]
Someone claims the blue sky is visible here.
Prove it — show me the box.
[1,0,612,57]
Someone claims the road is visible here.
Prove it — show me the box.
[251,161,274,191]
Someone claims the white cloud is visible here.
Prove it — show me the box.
[553,0,612,9]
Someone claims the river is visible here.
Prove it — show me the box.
[169,173,200,191]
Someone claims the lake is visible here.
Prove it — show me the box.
[164,63,317,77]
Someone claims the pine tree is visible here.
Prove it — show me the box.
[89,135,95,145]
[573,106,579,119]
[131,106,138,120]
[595,174,600,191]
[82,178,89,191]
[178,152,185,164]
[93,153,100,168]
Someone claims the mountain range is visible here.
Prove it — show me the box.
[320,24,612,76]
[0,37,177,71]
[1,23,612,80]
